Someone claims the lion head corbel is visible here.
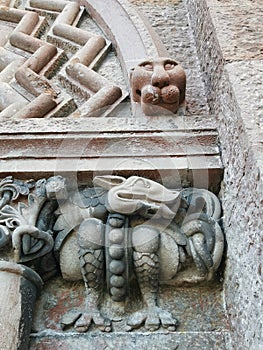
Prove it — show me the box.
[130,57,186,116]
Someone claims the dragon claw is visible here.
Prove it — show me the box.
[75,312,111,333]
[126,307,177,332]
[61,309,111,333]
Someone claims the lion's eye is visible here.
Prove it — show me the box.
[164,61,177,70]
[141,63,153,71]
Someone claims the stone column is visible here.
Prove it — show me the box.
[0,261,43,350]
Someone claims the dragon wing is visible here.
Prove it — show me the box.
[53,187,107,252]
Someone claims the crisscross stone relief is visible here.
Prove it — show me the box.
[0,0,125,119]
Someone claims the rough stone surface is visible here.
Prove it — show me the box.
[31,277,227,334]
[29,276,228,348]
[225,60,263,136]
[206,0,263,62]
[187,0,263,349]
[30,331,228,350]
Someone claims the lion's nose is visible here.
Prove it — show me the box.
[151,66,170,88]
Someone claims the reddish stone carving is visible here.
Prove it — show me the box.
[0,1,123,118]
[130,57,186,116]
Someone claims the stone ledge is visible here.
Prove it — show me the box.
[0,115,218,133]
[0,125,222,190]
[30,330,229,350]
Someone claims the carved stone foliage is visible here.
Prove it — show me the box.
[0,175,224,333]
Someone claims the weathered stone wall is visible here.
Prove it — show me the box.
[186,0,263,349]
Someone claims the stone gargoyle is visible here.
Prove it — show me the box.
[0,175,224,333]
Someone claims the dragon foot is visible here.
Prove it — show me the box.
[75,311,111,333]
[61,309,111,333]
[126,307,178,332]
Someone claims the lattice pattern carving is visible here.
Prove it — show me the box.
[0,0,124,119]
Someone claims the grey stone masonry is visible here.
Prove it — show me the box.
[186,0,263,349]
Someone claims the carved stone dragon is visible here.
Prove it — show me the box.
[0,175,224,332]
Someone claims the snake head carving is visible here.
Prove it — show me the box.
[93,175,181,220]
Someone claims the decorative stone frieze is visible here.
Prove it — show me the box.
[0,175,224,333]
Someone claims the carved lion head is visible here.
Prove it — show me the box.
[130,57,186,115]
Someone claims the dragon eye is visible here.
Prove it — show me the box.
[140,62,153,71]
[164,61,177,70]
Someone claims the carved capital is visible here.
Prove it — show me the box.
[0,175,225,333]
